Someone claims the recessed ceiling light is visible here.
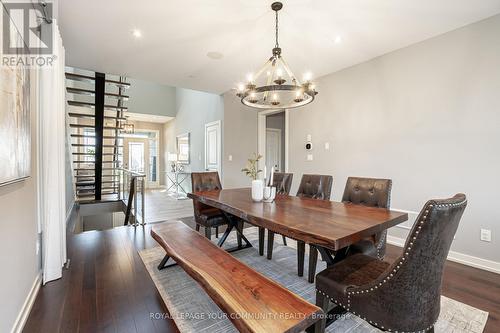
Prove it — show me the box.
[207,51,224,60]
[334,36,342,44]
[131,29,142,38]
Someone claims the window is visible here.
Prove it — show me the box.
[83,129,95,162]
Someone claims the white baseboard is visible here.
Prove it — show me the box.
[387,235,500,275]
[11,272,42,333]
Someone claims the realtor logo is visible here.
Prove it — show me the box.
[2,1,55,67]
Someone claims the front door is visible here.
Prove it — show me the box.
[205,120,221,173]
[128,142,145,173]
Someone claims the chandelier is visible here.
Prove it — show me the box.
[235,2,317,109]
[119,116,135,134]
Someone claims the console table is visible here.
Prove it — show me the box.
[165,171,190,199]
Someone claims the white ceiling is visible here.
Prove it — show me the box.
[59,0,500,94]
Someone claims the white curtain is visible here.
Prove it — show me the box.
[39,22,67,284]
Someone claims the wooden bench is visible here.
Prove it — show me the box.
[151,221,324,333]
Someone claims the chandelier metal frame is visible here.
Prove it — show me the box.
[236,2,317,109]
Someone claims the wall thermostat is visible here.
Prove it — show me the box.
[306,134,313,150]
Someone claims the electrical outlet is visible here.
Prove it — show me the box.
[228,155,233,161]
[324,142,330,150]
[480,229,491,242]
[307,154,313,161]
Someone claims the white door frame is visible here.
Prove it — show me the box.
[257,109,289,179]
[205,120,222,174]
[123,128,161,188]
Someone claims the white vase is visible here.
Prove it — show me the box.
[251,179,264,202]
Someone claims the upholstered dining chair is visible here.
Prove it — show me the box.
[258,173,293,255]
[267,174,333,279]
[191,172,232,240]
[272,172,293,195]
[313,194,467,333]
[307,177,392,283]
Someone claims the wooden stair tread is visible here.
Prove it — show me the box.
[66,87,129,100]
[68,112,127,121]
[151,222,322,333]
[65,72,131,89]
[67,100,128,111]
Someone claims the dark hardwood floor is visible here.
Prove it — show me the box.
[24,221,500,333]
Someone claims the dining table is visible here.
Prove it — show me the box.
[187,188,408,266]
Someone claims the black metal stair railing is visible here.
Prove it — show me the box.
[65,70,130,202]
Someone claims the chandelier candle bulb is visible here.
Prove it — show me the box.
[274,68,286,85]
[249,92,258,103]
[294,89,304,102]
[271,93,280,105]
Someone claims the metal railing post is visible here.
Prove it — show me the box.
[141,178,145,225]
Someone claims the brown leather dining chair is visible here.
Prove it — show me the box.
[191,172,231,240]
[259,172,293,255]
[267,174,333,278]
[307,177,392,283]
[273,172,293,195]
[313,194,467,333]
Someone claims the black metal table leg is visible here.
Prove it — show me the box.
[316,246,350,268]
[234,224,252,248]
[217,212,253,252]
[217,223,234,247]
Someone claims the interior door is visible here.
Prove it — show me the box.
[128,142,145,173]
[205,120,221,173]
[266,129,282,172]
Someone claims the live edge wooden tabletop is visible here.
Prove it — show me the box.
[188,188,408,251]
[151,222,323,333]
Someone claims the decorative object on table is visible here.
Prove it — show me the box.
[241,153,263,202]
[263,186,276,203]
[0,53,31,186]
[263,166,276,203]
[166,151,188,199]
[176,133,190,164]
[167,152,178,172]
[234,2,318,110]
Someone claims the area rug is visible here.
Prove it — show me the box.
[139,225,489,333]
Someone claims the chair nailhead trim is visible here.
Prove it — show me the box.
[338,198,467,332]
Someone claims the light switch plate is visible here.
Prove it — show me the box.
[228,155,233,161]
[480,229,491,242]
[307,154,313,161]
[324,142,330,150]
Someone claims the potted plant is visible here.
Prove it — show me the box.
[241,153,264,202]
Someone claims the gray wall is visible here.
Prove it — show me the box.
[287,14,500,262]
[222,94,259,188]
[0,69,41,331]
[163,88,224,189]
[125,78,176,117]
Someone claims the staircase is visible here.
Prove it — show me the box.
[65,70,130,202]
